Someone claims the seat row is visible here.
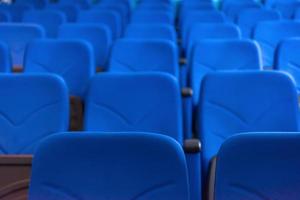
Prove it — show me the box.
[0,70,298,199]
[28,131,300,200]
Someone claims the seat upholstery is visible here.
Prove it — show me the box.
[275,38,300,92]
[189,39,262,107]
[237,8,281,38]
[59,24,112,70]
[181,10,226,49]
[131,11,174,25]
[24,39,94,98]
[197,72,299,172]
[29,132,189,200]
[125,24,177,42]
[46,4,80,22]
[84,73,183,144]
[253,21,300,68]
[0,42,11,73]
[0,24,45,67]
[0,4,33,22]
[214,133,300,200]
[22,10,66,38]
[0,74,69,154]
[109,39,179,78]
[187,23,241,58]
[78,10,121,39]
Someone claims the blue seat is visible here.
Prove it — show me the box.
[0,24,45,69]
[294,7,300,19]
[0,74,69,154]
[125,24,177,42]
[59,24,112,71]
[46,4,80,22]
[22,10,66,38]
[15,0,47,9]
[0,42,10,73]
[237,8,281,38]
[264,0,298,8]
[275,38,300,93]
[84,73,183,143]
[189,39,262,108]
[109,39,179,78]
[224,2,261,22]
[101,0,132,17]
[181,11,226,49]
[186,23,241,58]
[253,21,300,68]
[275,2,300,19]
[94,3,129,30]
[56,0,91,9]
[131,11,173,25]
[197,71,299,174]
[84,73,201,200]
[179,2,216,29]
[78,10,121,39]
[29,132,189,200]
[24,39,94,98]
[0,10,10,22]
[214,133,300,200]
[0,4,33,22]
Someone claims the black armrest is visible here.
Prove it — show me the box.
[180,58,187,65]
[184,139,201,153]
[181,87,193,98]
[70,96,84,131]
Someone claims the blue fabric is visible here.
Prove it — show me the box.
[46,4,80,22]
[197,71,299,173]
[59,24,112,69]
[272,2,300,19]
[0,4,33,22]
[224,2,261,22]
[275,38,300,92]
[186,23,241,59]
[0,24,45,67]
[56,0,91,9]
[0,74,69,154]
[94,3,129,30]
[237,8,281,38]
[264,0,298,8]
[109,39,179,79]
[189,39,262,107]
[125,24,177,42]
[131,11,174,25]
[15,0,47,9]
[22,10,66,38]
[181,10,226,50]
[24,39,94,98]
[179,2,216,30]
[29,132,189,200]
[78,10,121,39]
[84,73,183,144]
[0,10,10,22]
[253,21,300,68]
[0,42,11,73]
[215,133,300,200]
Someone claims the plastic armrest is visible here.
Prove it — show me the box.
[180,57,187,66]
[207,156,217,200]
[184,139,202,200]
[182,88,193,139]
[0,155,32,199]
[181,87,193,98]
[12,66,23,73]
[70,96,83,131]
